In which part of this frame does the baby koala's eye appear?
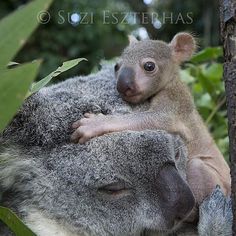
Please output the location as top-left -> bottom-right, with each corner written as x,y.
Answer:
114,63 -> 120,72
144,61 -> 155,72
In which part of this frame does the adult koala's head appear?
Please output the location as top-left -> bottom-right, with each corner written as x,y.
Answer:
0,131 -> 194,236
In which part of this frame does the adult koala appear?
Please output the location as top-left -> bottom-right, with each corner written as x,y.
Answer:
0,131 -> 194,236
0,65 -> 232,236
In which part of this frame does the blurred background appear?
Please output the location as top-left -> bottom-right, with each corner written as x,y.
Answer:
0,0 -> 219,78
0,0 -> 228,158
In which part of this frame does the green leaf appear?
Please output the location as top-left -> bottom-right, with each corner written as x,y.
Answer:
196,93 -> 213,109
0,61 -> 41,132
0,207 -> 36,236
197,70 -> 216,99
30,58 -> 87,94
180,69 -> 196,84
193,82 -> 203,94
191,47 -> 223,63
201,63 -> 223,81
0,0 -> 53,68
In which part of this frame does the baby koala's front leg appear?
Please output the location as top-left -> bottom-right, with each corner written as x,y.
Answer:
71,111 -> 177,144
71,113 -> 124,144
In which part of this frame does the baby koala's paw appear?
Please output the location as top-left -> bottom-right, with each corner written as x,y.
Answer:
71,113 -> 110,144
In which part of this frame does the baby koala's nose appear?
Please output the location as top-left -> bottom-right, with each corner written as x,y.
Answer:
117,67 -> 136,95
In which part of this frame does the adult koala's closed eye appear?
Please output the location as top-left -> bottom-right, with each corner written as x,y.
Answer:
0,131 -> 194,236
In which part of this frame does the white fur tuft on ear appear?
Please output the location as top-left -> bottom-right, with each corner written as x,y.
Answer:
169,32 -> 196,64
128,35 -> 138,45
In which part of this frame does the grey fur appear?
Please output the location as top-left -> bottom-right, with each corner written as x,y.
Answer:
2,66 -> 149,148
0,65 -> 233,235
0,131 -> 189,236
198,186 -> 233,236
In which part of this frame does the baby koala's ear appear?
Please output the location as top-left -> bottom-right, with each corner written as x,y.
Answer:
169,32 -> 196,64
128,35 -> 138,46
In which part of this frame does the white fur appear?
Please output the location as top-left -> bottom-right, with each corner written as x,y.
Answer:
25,209 -> 88,236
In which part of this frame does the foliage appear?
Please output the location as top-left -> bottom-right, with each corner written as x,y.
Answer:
30,58 -> 87,94
151,0 -> 220,46
0,0 -> 53,67
0,61 -> 41,131
0,0 -> 54,131
0,0 -> 136,79
191,47 -> 223,63
181,47 -> 228,159
0,207 -> 37,236
0,0 -> 221,79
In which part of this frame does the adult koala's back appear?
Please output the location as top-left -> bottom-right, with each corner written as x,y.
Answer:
2,65 -> 149,147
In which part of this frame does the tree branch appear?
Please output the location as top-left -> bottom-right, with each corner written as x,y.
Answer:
219,0 -> 236,234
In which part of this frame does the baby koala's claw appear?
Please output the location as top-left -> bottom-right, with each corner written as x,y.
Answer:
84,113 -> 96,118
71,113 -> 109,144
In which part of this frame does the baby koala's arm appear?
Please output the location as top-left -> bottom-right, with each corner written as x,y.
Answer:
71,111 -> 190,144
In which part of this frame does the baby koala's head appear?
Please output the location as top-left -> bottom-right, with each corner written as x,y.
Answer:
114,32 -> 196,104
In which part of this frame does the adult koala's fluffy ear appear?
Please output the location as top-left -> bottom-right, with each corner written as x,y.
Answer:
198,186 -> 233,236
0,150 -> 38,196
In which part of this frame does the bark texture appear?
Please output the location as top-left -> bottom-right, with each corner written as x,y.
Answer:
219,0 -> 236,234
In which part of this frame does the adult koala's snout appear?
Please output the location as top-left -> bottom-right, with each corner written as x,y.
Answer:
156,164 -> 195,226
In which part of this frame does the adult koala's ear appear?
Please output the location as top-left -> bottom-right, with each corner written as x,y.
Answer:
169,32 -> 197,64
0,150 -> 43,200
128,35 -> 138,45
198,186 -> 233,236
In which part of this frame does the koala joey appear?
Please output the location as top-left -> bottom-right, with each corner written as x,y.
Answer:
71,33 -> 231,211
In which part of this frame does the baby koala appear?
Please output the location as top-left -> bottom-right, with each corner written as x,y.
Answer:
71,32 -> 231,209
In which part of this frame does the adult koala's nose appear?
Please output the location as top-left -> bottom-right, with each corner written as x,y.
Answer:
157,164 -> 195,225
116,67 -> 136,96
